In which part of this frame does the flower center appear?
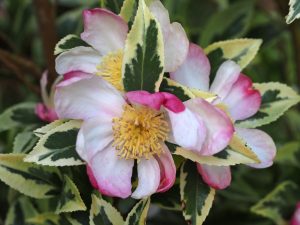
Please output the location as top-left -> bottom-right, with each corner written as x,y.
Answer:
96,50 -> 123,91
112,104 -> 169,160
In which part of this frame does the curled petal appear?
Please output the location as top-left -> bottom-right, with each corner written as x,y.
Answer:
90,145 -> 134,198
126,91 -> 185,113
170,43 -> 211,91
55,46 -> 100,75
156,144 -> 176,193
57,71 -> 93,88
223,74 -> 261,121
210,60 -> 241,100
131,158 -> 160,199
197,164 -> 231,190
35,103 -> 58,123
81,9 -> 128,55
185,98 -> 234,155
235,128 -> 276,169
55,75 -> 125,120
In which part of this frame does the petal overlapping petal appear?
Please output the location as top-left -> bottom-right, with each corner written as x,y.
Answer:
170,43 -> 211,91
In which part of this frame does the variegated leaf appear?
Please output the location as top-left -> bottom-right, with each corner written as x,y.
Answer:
204,39 -> 262,75
54,34 -> 89,55
180,161 -> 215,225
13,131 -> 39,154
152,184 -> 181,211
167,143 -> 256,166
251,181 -> 300,225
229,133 -> 260,163
120,0 -> 138,26
90,194 -> 124,225
124,198 -> 151,225
0,154 -> 62,199
34,120 -> 67,138
275,141 -> 300,168
0,102 -> 41,132
122,0 -> 164,93
286,0 -> 300,24
27,213 -> 79,225
5,197 -> 38,225
237,82 -> 300,128
25,120 -> 84,167
55,175 -> 86,214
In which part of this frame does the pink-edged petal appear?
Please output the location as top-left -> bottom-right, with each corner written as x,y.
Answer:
57,71 -> 93,88
291,203 -> 300,225
185,98 -> 234,155
87,165 -> 99,189
126,91 -> 185,113
167,108 -> 206,152
76,128 -> 87,161
223,74 -> 261,121
35,103 -> 58,123
81,9 -> 128,55
156,144 -> 176,193
235,128 -> 276,169
55,46 -> 100,75
149,0 -> 188,72
197,164 -> 231,190
210,60 -> 241,100
131,158 -> 160,199
55,75 -> 125,120
170,43 -> 211,91
90,145 -> 134,198
81,117 -> 114,162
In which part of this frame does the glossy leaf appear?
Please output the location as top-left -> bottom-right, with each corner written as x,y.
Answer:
124,198 -> 151,225
286,0 -> 300,24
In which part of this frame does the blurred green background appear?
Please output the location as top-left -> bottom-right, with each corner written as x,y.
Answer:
0,0 -> 299,224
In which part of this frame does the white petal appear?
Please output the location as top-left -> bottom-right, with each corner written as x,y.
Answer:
55,46 -> 100,75
131,158 -> 160,199
55,75 -> 125,120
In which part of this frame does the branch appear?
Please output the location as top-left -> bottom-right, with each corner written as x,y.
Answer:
33,0 -> 57,85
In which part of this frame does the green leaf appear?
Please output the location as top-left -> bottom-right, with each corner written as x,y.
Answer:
122,0 -> 164,93
204,39 -> 262,76
0,154 -> 62,199
275,142 -> 300,168
27,213 -> 77,225
90,194 -> 124,225
199,1 -> 254,47
251,181 -> 300,225
54,34 -> 89,55
237,82 -> 300,128
120,0 -> 138,25
34,120 -> 67,138
0,102 -> 40,132
55,175 -> 86,214
124,198 -> 150,225
180,161 -> 215,225
286,0 -> 300,24
167,143 -> 257,166
152,184 -> 181,211
5,197 -> 38,225
13,131 -> 39,154
25,120 -> 84,167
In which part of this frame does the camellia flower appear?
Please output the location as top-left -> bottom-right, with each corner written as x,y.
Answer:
170,43 -> 276,189
55,73 -> 221,198
291,203 -> 300,225
55,0 -> 189,91
35,72 -> 58,122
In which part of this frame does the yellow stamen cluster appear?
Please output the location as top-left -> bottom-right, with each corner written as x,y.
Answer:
112,105 -> 169,160
96,50 -> 123,91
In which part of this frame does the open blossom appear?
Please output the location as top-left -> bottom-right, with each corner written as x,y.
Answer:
170,43 -> 276,189
291,203 -> 300,225
55,0 -> 189,90
55,73 -> 219,198
35,72 -> 58,122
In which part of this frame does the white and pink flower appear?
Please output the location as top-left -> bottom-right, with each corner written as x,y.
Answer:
170,43 -> 276,189
55,1 -> 189,90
